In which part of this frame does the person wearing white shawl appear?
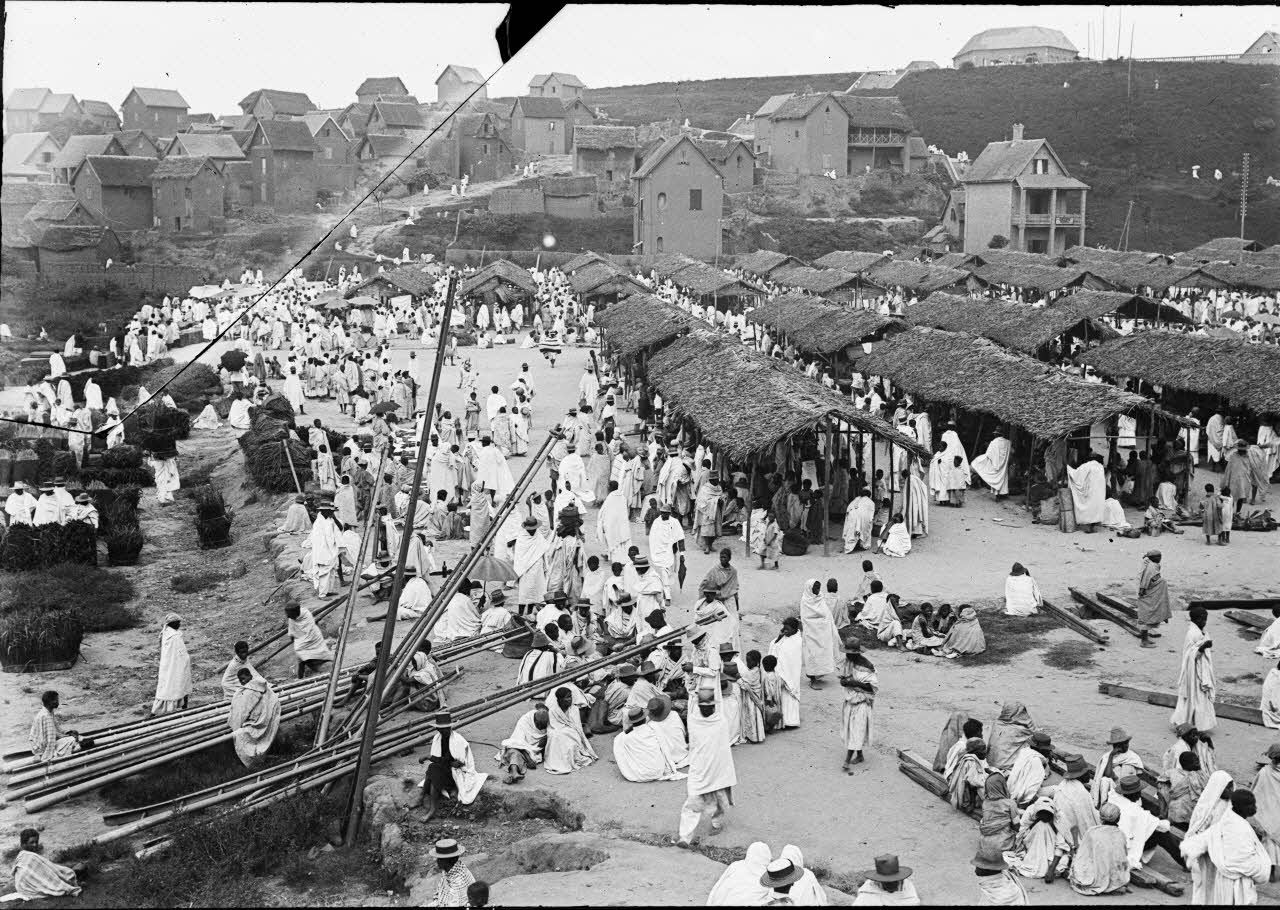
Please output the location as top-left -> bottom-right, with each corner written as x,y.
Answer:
1065,453 -> 1106,528
395,566 -> 434,619
228,672 -> 281,768
614,703 -> 686,782
150,451 -> 180,504
433,580 -> 482,642
1007,796 -> 1068,878
304,503 -> 342,595
768,617 -> 804,728
151,613 -> 192,716
475,437 -> 515,498
418,710 -> 487,818
228,395 -> 252,429
513,516 -> 551,616
48,352 -> 66,378
83,376 -> 103,411
193,403 -> 221,429
677,685 -> 737,846
971,428 -> 1011,497
596,482 -> 632,562
10,830 -> 82,900
5,482 -> 37,525
1067,804 -> 1131,896
497,706 -> 549,783
278,495 -> 312,533
1171,608 -> 1217,733
779,845 -> 828,905
541,686 -> 597,774
286,602 -> 332,678
707,841 -> 773,905
798,579 -> 840,686
971,844 -> 1028,905
1180,790 -> 1273,905
220,640 -> 264,700
558,448 -> 590,498
940,424 -> 971,486
844,489 -> 875,551
1256,608 -> 1280,661
648,505 -> 686,603
1003,563 -> 1041,616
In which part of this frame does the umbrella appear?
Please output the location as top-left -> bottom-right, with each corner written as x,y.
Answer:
468,554 -> 518,584
219,350 -> 248,371
347,295 -> 379,309
370,401 -> 399,415
678,557 -> 687,590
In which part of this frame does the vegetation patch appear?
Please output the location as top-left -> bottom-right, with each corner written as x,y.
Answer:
169,559 -> 248,594
1041,640 -> 1099,672
0,564 -> 137,633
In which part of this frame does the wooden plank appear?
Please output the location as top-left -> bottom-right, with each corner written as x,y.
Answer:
1040,598 -> 1110,645
1095,591 -> 1138,620
1225,610 -> 1270,634
1070,588 -> 1142,638
1098,681 -> 1266,728
1188,598 -> 1280,612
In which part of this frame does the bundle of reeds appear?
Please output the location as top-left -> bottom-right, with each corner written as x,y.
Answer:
0,608 -> 83,673
194,487 -> 233,549
249,394 -> 296,428
60,520 -> 98,567
128,404 -> 189,454
243,433 -> 313,493
77,466 -> 154,489
0,524 -> 41,573
101,446 -> 144,470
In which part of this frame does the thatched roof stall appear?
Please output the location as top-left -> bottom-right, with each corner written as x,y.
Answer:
666,262 -> 765,307
1062,246 -> 1176,268
970,261 -> 1114,294
562,251 -> 611,274
595,294 -> 693,358
1051,290 -> 1194,326
645,332 -> 929,462
457,259 -> 538,299
789,308 -> 904,355
745,294 -> 841,334
813,250 -> 890,274
569,260 -> 650,300
1079,261 -> 1227,293
1199,263 -> 1280,292
906,293 -> 1121,355
769,266 -> 880,299
865,259 -> 977,294
858,326 -> 1193,440
1077,332 -> 1280,416
646,253 -> 704,280
344,264 -> 437,299
735,250 -> 806,277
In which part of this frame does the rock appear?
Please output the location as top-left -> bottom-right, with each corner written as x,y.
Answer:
362,774 -> 417,840
380,822 -> 404,853
273,554 -> 298,581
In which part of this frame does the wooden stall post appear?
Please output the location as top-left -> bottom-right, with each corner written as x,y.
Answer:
822,421 -> 834,556
744,461 -> 756,558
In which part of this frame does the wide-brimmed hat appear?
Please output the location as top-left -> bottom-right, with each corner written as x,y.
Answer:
544,590 -> 567,604
864,854 -> 912,883
1106,726 -> 1131,745
616,663 -> 639,681
616,593 -> 636,609
971,845 -> 1008,871
626,705 -> 646,724
38,483 -> 54,493
74,492 -> 91,503
52,476 -> 66,485
428,838 -> 465,860
569,635 -> 588,656
632,555 -> 650,569
1265,743 -> 1280,762
531,631 -> 551,649
488,589 -> 507,606
718,642 -> 738,656
1030,731 -> 1052,749
1174,722 -> 1196,737
760,859 -> 803,889
294,494 -> 306,503
638,660 -> 659,677
689,628 -> 708,643
1117,774 -> 1143,796
1144,549 -> 1162,560
1061,753 -> 1089,779
433,710 -> 454,727
522,516 -> 540,530
11,481 -> 25,491
648,696 -> 671,722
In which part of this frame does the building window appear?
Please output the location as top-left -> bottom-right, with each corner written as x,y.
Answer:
1033,159 -> 1049,175
689,188 -> 702,211
549,121 -> 556,131
483,143 -> 490,155
639,199 -> 644,219
41,152 -> 53,164
605,169 -> 613,182
794,129 -> 800,139
822,154 -> 831,169
325,147 -> 334,160
184,187 -> 192,200
657,192 -> 667,211
656,236 -> 663,252
261,159 -> 267,174
823,108 -> 832,135
736,155 -> 742,170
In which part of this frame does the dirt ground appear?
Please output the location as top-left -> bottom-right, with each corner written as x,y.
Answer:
3,329 -> 1278,906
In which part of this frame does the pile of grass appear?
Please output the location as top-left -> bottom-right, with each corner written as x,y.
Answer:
169,559 -> 247,594
0,564 -> 136,670
967,610 -> 1057,665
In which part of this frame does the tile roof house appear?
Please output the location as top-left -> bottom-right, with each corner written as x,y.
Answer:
766,93 -> 850,176
50,134 -> 128,184
151,156 -> 226,233
527,72 -> 587,101
954,26 -> 1079,68
80,99 -> 122,131
750,93 -> 793,161
357,76 -> 410,105
367,102 -> 425,136
960,124 -> 1088,255
338,103 -> 374,139
510,96 -> 569,157
165,132 -> 246,162
6,88 -> 51,133
1238,30 -> 1280,64
300,112 -> 355,196
692,138 -> 756,193
111,130 -> 163,158
2,131 -> 63,181
836,94 -> 916,174
447,112 -> 514,183
436,65 -> 487,107
632,135 -> 724,259
31,224 -> 122,270
238,89 -> 317,119
243,119 -> 319,212
71,155 -> 158,231
726,116 -> 756,141
36,93 -> 84,128
0,183 -> 84,247
121,87 -> 190,134
573,125 -> 640,191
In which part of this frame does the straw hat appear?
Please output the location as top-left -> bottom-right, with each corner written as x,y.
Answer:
971,845 -> 1008,871
718,642 -> 738,656
569,636 -> 588,656
1106,726 -> 1131,745
760,859 -> 803,889
638,660 -> 658,677
616,663 -> 639,681
864,854 -> 912,883
626,705 -> 646,724
488,589 -> 507,606
1061,753 -> 1089,780
428,838 -> 465,860
1117,774 -> 1143,796
433,711 -> 453,727
522,516 -> 540,530
647,696 -> 671,722
632,555 -> 650,569
74,493 -> 91,504
616,593 -> 636,609
1264,743 -> 1280,762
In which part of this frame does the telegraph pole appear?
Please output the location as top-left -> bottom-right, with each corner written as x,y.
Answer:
1240,152 -> 1250,242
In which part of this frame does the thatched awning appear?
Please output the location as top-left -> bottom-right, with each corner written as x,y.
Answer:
790,309 -> 904,355
562,251 -> 611,274
745,294 -> 840,333
345,264 -> 437,298
1051,290 -> 1194,326
858,327 -> 1194,439
970,261 -> 1114,294
1077,331 -> 1280,416
571,262 -> 649,298
735,250 -> 805,276
669,262 -> 764,298
770,266 -> 873,295
596,294 -> 693,357
458,259 -> 537,298
1199,263 -> 1280,292
647,253 -> 704,280
865,259 -> 975,293
645,331 -> 929,462
1079,262 -> 1223,293
813,250 -> 890,274
906,293 -> 1120,354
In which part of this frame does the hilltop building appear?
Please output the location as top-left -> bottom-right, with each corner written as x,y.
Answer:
954,27 -> 1079,67
527,73 -> 586,101
436,65 -> 487,107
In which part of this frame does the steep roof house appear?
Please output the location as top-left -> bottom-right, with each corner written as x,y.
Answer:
448,112 -> 513,183
5,88 -> 51,133
243,118 -> 319,212
367,102 -> 425,136
300,112 -> 355,195
35,93 -> 84,128
527,73 -> 587,101
510,96 -> 569,158
954,27 -> 1079,67
357,77 -> 410,105
165,132 -> 246,163
836,94 -> 916,174
766,93 -> 849,176
632,134 -> 724,259
436,65 -> 487,107
151,156 -> 226,233
111,130 -> 162,158
2,132 -> 63,181
692,138 -> 756,193
238,89 -> 317,119
80,100 -> 122,131
573,125 -> 640,193
70,155 -> 158,231
49,134 -> 128,184
120,87 -> 190,134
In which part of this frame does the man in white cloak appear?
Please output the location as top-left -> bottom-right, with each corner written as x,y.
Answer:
970,428 -> 1011,498
1179,789 -> 1272,905
513,516 -> 551,616
475,436 -> 515,498
647,504 -> 686,604
596,481 -> 632,562
283,367 -> 306,415
228,671 -> 281,768
152,613 -> 192,716
677,687 -> 737,847
614,705 -> 687,782
304,502 -> 342,596
1066,453 -> 1107,529
1171,608 -> 1217,733
798,579 -> 840,687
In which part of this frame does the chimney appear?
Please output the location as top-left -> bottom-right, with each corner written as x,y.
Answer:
1011,122 -> 1025,141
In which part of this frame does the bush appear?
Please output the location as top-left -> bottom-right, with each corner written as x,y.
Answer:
988,234 -> 1009,249
0,608 -> 83,671
0,564 -> 137,631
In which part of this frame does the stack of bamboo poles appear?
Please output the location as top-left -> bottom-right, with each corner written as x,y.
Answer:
86,616 -> 719,848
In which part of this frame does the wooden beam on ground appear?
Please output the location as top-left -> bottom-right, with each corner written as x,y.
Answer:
1095,592 -> 1138,620
1070,588 -> 1142,638
1188,598 -> 1280,612
1040,598 -> 1110,646
1225,610 -> 1270,635
1098,681 -> 1266,728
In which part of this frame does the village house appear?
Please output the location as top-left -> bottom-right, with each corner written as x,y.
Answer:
510,96 -> 569,157
750,93 -> 793,162
960,123 -> 1088,255
337,103 -> 374,139
692,138 -> 756,193
35,93 -> 84,129
186,113 -> 218,127
562,97 -> 597,147
19,194 -> 99,248
165,132 -> 246,165
837,94 -> 916,174
356,76 -> 410,105
300,112 -> 355,196
953,26 -> 1079,67
766,93 -> 850,176
49,134 -> 128,184
846,60 -> 938,91
1238,30 -> 1280,64
447,112 -> 514,183
120,87 -> 190,135
367,101 -> 425,136
244,118 -> 319,212
71,155 -> 158,231
527,73 -> 587,101
2,131 -> 63,181
572,125 -> 640,193
5,88 -> 52,134
725,115 -> 756,144
80,100 -> 122,132
32,224 -> 122,272
353,130 -> 435,191
112,130 -> 163,158
0,184 -> 82,248
435,65 -> 487,107
542,175 -> 598,218
238,89 -> 317,120
632,134 -> 724,259
151,156 -> 226,233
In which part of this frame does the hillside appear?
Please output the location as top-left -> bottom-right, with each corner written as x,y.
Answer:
584,72 -> 859,126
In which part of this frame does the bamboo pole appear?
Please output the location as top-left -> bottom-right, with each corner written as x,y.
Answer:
282,437 -> 303,494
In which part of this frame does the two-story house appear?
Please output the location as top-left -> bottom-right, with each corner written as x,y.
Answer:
960,124 -> 1088,255
448,112 -> 513,183
243,118 -> 319,212
356,76 -> 410,105
300,112 -> 355,196
836,94 -> 915,174
120,87 -> 190,135
151,156 -> 226,233
632,134 -> 723,259
573,125 -> 640,193
527,73 -> 586,102
80,100 -> 122,132
71,155 -> 158,231
510,97 -> 569,158
5,88 -> 52,134
766,93 -> 850,176
237,89 -> 316,120
435,65 -> 487,107
337,103 -> 374,139
49,134 -> 128,184
2,132 -> 63,182
35,93 -> 84,129
111,130 -> 163,158
749,93 -> 793,163
692,138 -> 756,193
367,102 -> 425,136
562,97 -> 596,148
953,26 -> 1079,67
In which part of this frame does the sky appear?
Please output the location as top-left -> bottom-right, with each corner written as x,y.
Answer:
3,4 -> 1274,115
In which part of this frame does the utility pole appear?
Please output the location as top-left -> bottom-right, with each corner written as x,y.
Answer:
1119,200 -> 1134,252
1240,152 -> 1250,241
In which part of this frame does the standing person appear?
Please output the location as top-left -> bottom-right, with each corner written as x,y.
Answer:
675,689 -> 737,848
1066,453 -> 1106,532
841,644 -> 878,772
305,501 -> 343,596
971,428 -> 1011,500
752,508 -> 782,570
1135,550 -> 1171,648
513,516 -> 550,617
1202,482 -> 1227,545
767,617 -> 803,730
1172,607 -> 1217,734
596,480 -> 632,563
1179,790 -> 1272,905
150,448 -> 181,504
151,613 -> 192,716
647,503 -> 686,605
285,601 -> 333,679
799,579 -> 840,689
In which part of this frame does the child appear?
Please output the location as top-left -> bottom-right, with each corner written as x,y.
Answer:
1007,799 -> 1068,882
948,455 -> 967,507
1201,482 -> 1226,545
1144,496 -> 1183,537
873,469 -> 888,505
1216,487 -> 1234,545
739,650 -> 767,744
467,881 -> 489,908
760,653 -> 784,732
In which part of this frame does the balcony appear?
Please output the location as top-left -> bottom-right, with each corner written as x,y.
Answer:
1014,212 -> 1082,227
849,128 -> 906,146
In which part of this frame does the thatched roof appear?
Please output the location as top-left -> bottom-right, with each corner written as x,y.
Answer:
346,264 -> 437,297
1080,261 -> 1224,293
746,294 -> 844,333
790,309 -> 903,355
458,259 -> 537,298
668,262 -> 763,297
596,294 -> 693,357
735,250 -> 804,276
561,251 -> 611,273
865,259 -> 974,293
969,261 -> 1113,294
1051,290 -> 1193,326
858,327 -> 1193,439
1199,263 -> 1280,291
644,332 -> 928,462
814,250 -> 892,274
570,260 -> 649,297
647,253 -> 704,279
770,265 -> 868,295
1077,332 -> 1280,416
906,292 -> 1120,354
